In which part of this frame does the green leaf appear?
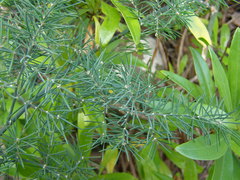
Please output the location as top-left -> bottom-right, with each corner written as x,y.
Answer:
228,28 -> 240,108
212,148 -> 233,180
93,16 -> 100,45
77,112 -> 93,157
100,146 -> 118,174
34,56 -> 50,65
178,55 -> 188,75
220,24 -> 230,52
190,48 -> 215,103
161,145 -> 202,180
231,139 -> 240,157
18,161 -> 41,178
212,15 -> 219,46
112,53 -> 147,68
89,173 -> 137,180
175,134 -> 229,160
100,2 -> 121,46
137,143 -> 172,179
183,159 -> 198,180
111,0 -> 141,45
161,70 -> 203,99
187,16 -> 212,46
233,154 -> 240,180
208,47 -> 233,112
168,62 -> 174,73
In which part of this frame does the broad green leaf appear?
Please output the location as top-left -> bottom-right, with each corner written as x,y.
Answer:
100,2 -> 121,46
187,16 -> 212,46
175,134 -> 229,160
190,48 -> 215,103
161,70 -> 203,99
228,28 -> 240,108
208,47 -> 233,112
89,173 -> 137,180
100,146 -> 118,174
183,159 -> 198,180
212,148 -> 233,180
111,0 -> 141,45
93,16 -> 100,45
220,24 -> 230,52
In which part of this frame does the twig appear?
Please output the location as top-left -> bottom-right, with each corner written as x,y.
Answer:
0,90 -> 45,136
157,38 -> 168,70
129,154 -> 138,178
177,29 -> 187,73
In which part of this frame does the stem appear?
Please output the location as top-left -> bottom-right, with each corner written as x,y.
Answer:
0,90 -> 45,136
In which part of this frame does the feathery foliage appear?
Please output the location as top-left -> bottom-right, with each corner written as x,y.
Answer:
0,0 -> 236,179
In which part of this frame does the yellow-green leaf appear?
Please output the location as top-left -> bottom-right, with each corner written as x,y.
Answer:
93,16 -> 100,45
100,146 -> 118,174
187,16 -> 212,46
111,0 -> 141,45
100,2 -> 121,46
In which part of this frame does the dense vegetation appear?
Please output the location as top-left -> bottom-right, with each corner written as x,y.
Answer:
0,0 -> 240,179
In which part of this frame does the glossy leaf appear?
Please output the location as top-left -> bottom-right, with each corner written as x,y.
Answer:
208,47 -> 233,112
161,70 -> 203,99
111,0 -> 141,45
190,48 -> 215,103
175,134 -> 229,160
228,28 -> 240,108
187,16 -> 212,46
